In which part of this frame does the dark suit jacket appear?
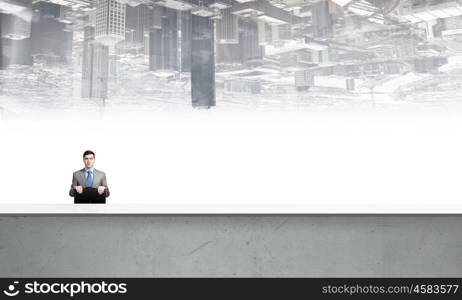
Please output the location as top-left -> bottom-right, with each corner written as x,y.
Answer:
69,168 -> 110,197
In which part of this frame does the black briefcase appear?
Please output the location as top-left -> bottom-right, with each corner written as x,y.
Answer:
74,187 -> 106,204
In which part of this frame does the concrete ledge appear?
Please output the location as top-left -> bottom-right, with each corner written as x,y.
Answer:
0,215 -> 461,277
0,204 -> 462,214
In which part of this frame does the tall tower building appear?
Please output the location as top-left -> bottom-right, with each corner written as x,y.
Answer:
180,10 -> 192,72
148,7 -> 178,71
216,19 -> 265,64
1,13 -> 31,40
0,5 -> 33,67
311,0 -> 334,38
216,8 -> 238,44
30,3 -> 73,65
125,5 -> 146,46
239,19 -> 264,62
82,26 -> 110,99
95,0 -> 126,46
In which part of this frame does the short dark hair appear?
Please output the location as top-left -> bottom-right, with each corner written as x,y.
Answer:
83,150 -> 95,158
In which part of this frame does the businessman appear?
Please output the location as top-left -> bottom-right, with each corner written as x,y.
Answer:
69,150 -> 110,198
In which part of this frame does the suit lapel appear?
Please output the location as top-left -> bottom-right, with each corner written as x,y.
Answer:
79,169 -> 87,187
93,170 -> 100,188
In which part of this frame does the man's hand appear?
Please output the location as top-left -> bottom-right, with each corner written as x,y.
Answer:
75,186 -> 83,194
97,186 -> 106,195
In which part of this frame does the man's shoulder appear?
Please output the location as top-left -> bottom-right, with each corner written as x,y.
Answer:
73,168 -> 85,175
94,169 -> 106,175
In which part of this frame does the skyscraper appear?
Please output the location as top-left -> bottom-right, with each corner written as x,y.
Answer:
216,8 -> 238,44
82,26 -> 110,99
311,0 -> 334,38
148,6 -> 178,71
95,0 -> 126,46
216,19 -> 264,64
0,5 -> 33,68
180,10 -> 191,72
1,13 -> 31,40
191,14 -> 215,108
125,4 -> 146,46
30,3 -> 73,65
239,19 -> 265,62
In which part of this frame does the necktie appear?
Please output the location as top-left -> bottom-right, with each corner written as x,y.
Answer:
86,171 -> 93,188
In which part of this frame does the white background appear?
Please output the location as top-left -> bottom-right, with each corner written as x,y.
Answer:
0,108 -> 461,212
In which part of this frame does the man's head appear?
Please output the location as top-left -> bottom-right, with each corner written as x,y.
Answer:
83,150 -> 95,169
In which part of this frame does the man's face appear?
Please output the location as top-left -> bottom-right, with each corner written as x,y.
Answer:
83,154 -> 95,169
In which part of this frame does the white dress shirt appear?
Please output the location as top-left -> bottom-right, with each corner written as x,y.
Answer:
84,167 -> 94,179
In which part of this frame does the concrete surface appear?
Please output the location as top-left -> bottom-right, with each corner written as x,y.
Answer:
0,215 -> 461,277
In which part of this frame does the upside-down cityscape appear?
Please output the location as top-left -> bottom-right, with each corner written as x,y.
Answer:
0,0 -> 461,112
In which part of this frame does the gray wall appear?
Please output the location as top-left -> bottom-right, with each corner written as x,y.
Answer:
0,215 -> 461,277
